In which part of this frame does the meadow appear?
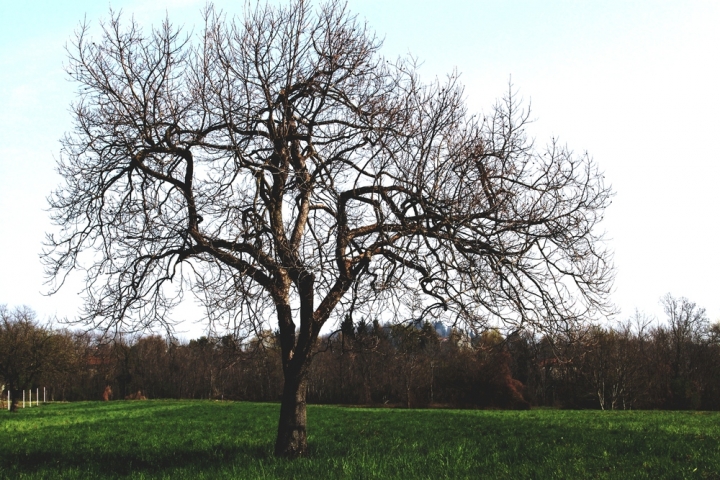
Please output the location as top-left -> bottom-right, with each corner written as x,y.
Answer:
0,401 -> 718,479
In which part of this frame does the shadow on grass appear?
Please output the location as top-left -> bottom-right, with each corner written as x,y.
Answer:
0,401 -> 277,477
1,444 -> 273,477
2,402 -> 720,478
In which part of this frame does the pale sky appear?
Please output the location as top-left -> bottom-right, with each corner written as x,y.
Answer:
1,0 -> 719,338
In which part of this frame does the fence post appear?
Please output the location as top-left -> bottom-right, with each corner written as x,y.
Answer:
7,391 -> 9,411
23,390 -> 25,408
43,387 -> 46,404
29,389 -> 32,407
36,388 -> 39,407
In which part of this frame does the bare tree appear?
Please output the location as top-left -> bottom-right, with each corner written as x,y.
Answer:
662,294 -> 708,347
0,306 -> 58,412
660,293 -> 708,407
45,0 -> 613,456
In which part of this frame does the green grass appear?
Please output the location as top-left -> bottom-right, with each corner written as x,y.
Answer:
1,401 -> 719,479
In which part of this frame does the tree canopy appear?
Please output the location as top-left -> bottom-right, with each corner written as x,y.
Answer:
45,0 -> 613,456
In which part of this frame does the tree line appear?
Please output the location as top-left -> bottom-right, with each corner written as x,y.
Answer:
2,294 -> 719,412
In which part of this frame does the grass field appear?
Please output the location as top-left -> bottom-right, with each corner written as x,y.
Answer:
1,401 -> 719,479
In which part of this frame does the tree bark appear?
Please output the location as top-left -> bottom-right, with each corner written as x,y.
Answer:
274,368 -> 309,457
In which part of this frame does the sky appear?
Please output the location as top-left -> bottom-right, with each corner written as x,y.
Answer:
1,0 -> 719,339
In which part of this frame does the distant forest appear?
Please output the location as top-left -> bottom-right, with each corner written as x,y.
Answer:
2,295 -> 719,411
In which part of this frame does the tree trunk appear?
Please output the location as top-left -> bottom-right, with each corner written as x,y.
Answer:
10,389 -> 19,413
274,369 -> 309,457
273,272 -> 320,458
